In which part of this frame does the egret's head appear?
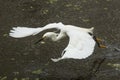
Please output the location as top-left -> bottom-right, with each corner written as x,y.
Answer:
35,32 -> 58,44
42,32 -> 58,40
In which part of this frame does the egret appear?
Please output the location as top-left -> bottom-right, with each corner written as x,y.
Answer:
9,22 -> 106,62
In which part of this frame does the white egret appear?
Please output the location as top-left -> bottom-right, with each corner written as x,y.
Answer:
9,22 -> 106,62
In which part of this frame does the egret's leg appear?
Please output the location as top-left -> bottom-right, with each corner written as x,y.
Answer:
51,58 -> 63,62
93,36 -> 106,48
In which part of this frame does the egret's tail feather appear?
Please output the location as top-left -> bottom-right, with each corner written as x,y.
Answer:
90,27 -> 94,32
9,27 -> 41,38
51,58 -> 62,62
87,27 -> 94,34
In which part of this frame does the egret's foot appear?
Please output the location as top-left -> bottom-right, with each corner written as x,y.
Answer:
96,37 -> 103,42
99,44 -> 107,48
93,36 -> 106,48
51,58 -> 62,62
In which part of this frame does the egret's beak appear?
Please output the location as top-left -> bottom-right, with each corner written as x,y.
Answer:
35,37 -> 45,44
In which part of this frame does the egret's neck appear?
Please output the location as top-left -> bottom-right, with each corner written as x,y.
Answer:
42,23 -> 64,31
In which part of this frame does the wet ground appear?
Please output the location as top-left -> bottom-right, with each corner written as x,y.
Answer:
0,0 -> 120,80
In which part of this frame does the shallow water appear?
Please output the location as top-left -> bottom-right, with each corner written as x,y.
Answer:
0,0 -> 120,80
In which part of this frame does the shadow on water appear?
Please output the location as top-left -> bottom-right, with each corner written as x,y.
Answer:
0,0 -> 120,80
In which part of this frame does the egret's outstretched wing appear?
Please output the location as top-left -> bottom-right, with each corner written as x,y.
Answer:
9,22 -> 64,38
9,27 -> 42,38
51,31 -> 96,62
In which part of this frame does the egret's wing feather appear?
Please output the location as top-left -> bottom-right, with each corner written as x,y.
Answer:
9,27 -> 42,38
61,31 -> 96,59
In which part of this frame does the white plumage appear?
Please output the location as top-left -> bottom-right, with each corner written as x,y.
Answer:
9,27 -> 41,38
9,22 -> 96,62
